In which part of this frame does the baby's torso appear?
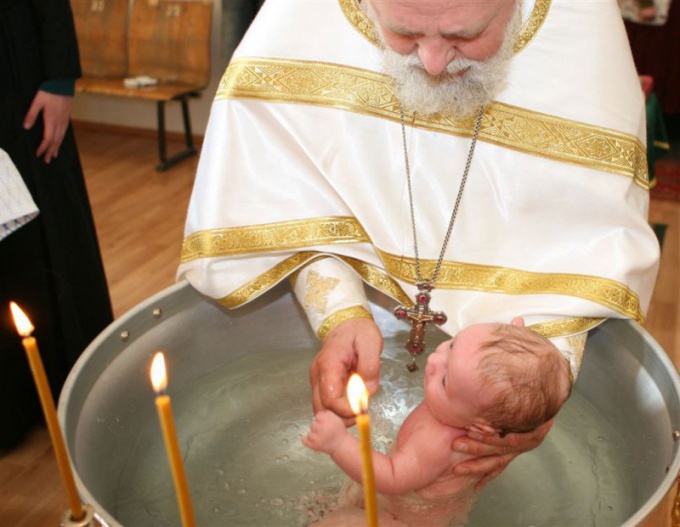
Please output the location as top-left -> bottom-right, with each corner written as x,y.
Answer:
385,403 -> 480,526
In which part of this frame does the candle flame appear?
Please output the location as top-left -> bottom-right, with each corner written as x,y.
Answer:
347,373 -> 369,415
9,302 -> 34,337
150,352 -> 168,393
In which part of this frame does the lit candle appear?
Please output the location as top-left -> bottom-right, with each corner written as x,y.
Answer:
150,352 -> 196,527
9,302 -> 85,521
347,373 -> 378,527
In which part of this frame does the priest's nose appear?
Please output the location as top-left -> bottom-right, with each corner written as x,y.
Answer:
417,39 -> 456,76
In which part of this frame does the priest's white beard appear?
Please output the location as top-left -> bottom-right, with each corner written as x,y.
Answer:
373,6 -> 521,117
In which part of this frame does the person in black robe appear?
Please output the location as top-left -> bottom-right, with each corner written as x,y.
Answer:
0,0 -> 113,450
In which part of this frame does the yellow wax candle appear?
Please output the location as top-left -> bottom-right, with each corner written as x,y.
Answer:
347,374 -> 379,527
150,352 -> 196,527
9,302 -> 85,521
356,411 -> 379,527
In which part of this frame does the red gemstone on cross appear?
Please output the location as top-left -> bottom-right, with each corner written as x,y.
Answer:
417,294 -> 428,304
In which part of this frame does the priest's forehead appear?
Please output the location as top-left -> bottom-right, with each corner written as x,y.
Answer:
366,0 -> 517,34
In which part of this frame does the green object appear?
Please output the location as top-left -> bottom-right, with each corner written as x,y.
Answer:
646,93 -> 670,181
39,78 -> 76,96
652,223 -> 667,249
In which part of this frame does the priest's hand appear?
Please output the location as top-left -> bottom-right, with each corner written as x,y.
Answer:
451,419 -> 553,490
23,90 -> 73,164
310,317 -> 383,425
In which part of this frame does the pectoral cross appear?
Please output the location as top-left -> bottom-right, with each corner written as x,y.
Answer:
393,282 -> 447,372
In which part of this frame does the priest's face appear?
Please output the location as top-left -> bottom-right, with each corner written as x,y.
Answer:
365,0 -> 520,117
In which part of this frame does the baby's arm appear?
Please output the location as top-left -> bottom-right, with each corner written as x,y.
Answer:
304,411 -> 455,495
303,410 -> 355,458
303,410 -> 368,486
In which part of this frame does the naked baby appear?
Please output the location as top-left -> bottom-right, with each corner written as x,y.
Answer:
303,317 -> 572,527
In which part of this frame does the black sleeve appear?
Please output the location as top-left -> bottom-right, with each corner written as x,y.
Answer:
30,0 -> 81,80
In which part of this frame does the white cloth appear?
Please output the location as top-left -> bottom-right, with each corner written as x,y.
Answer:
292,257 -> 373,340
178,0 -> 660,372
0,149 -> 38,241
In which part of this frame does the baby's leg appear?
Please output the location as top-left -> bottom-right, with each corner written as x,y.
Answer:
310,506 -> 408,527
337,478 -> 364,508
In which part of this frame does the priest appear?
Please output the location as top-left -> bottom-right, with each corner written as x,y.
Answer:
178,0 -> 660,485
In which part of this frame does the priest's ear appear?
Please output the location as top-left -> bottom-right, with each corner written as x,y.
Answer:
510,316 -> 525,327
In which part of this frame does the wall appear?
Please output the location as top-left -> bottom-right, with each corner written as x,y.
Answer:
71,0 -> 258,136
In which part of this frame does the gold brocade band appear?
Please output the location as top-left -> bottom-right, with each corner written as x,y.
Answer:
218,250 -> 410,310
181,217 -> 370,263
217,251 -> 322,309
511,0 -> 551,54
185,217 -> 645,323
318,305 -> 374,342
219,249 -> 607,340
566,332 -> 587,377
216,58 -> 649,189
376,249 -> 645,323
527,317 -> 604,339
339,255 -> 412,307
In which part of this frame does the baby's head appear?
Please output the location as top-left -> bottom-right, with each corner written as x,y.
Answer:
424,317 -> 571,436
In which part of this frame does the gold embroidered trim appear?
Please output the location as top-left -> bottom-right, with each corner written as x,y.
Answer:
217,250 -> 409,310
527,317 -> 603,339
216,58 -> 399,114
192,216 -> 643,320
339,255 -> 411,307
478,104 -> 649,189
338,0 -> 551,54
218,251 -> 322,309
304,270 -> 340,313
181,217 -> 370,263
215,251 -> 641,326
566,332 -> 587,374
318,305 -> 374,342
338,0 -> 377,46
216,58 -> 649,188
290,256 -> 332,289
218,247 -> 609,339
377,250 -> 645,323
513,0 -> 551,54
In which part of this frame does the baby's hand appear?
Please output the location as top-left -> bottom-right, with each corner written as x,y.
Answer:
302,410 -> 346,454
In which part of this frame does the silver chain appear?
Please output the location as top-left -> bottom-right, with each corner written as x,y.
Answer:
400,106 -> 484,286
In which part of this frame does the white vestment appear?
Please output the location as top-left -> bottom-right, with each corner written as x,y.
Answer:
0,149 -> 38,242
178,0 -> 660,376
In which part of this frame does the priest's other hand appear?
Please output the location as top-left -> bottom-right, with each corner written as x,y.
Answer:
310,317 -> 383,425
23,90 -> 73,164
451,419 -> 554,490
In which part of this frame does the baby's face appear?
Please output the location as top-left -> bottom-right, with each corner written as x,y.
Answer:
424,323 -> 500,428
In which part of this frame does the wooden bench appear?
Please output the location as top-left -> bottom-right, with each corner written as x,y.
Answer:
71,0 -> 213,171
